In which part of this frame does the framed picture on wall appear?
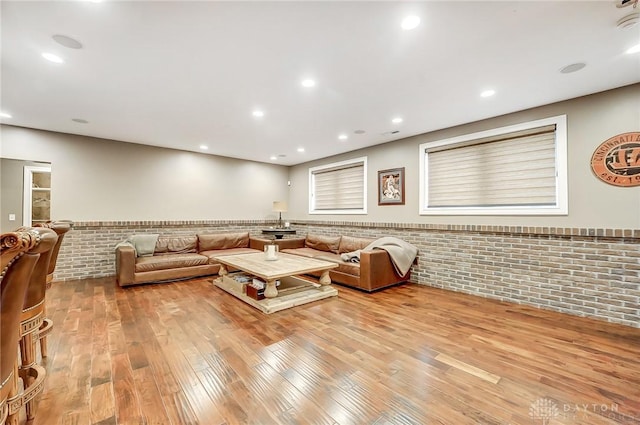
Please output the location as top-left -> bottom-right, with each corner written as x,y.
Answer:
378,167 -> 405,205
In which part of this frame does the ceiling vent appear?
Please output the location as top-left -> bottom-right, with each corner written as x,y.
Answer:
617,12 -> 640,28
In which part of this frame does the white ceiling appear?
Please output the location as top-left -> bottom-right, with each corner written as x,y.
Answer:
2,1 -> 639,166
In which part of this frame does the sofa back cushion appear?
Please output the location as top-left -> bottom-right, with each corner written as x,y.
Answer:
198,232 -> 250,251
155,236 -> 197,255
305,234 -> 341,253
129,234 -> 159,257
339,236 -> 375,254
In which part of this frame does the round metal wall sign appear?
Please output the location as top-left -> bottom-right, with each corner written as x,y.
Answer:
591,132 -> 640,187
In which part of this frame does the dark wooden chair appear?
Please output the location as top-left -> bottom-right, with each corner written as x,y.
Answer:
34,220 -> 73,357
0,229 -> 43,425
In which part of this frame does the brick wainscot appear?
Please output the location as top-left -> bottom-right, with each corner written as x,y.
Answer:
54,220 -> 639,328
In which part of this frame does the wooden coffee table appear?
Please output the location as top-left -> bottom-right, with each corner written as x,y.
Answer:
212,252 -> 338,314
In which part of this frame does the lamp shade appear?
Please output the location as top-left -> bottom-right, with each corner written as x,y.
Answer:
273,201 -> 288,212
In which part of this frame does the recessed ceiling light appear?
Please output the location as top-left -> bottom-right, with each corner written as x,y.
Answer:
42,52 -> 64,63
0,112 -> 12,119
401,15 -> 421,30
270,155 -> 277,161
560,63 -> 586,74
392,117 -> 403,124
72,118 -> 88,124
297,147 -> 305,153
301,79 -> 316,88
52,34 -> 83,49
199,145 -> 208,150
252,110 -> 264,117
338,134 -> 348,140
480,89 -> 496,98
626,43 -> 640,54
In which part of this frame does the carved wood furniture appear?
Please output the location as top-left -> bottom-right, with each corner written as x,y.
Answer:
35,221 -> 72,287
34,220 -> 73,357
213,252 -> 338,313
0,229 -> 44,425
7,227 -> 57,424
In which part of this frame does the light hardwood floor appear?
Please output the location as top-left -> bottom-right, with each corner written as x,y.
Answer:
28,277 -> 640,425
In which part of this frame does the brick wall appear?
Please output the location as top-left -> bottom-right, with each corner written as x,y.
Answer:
54,220 -> 640,328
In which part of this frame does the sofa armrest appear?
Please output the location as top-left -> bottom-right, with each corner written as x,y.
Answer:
359,249 -> 410,291
115,242 -> 136,286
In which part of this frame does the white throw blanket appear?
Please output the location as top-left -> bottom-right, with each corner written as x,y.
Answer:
116,234 -> 159,257
340,236 -> 418,276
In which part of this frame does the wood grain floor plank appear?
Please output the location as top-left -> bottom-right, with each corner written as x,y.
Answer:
60,410 -> 93,425
197,367 -> 251,425
161,391 -> 200,425
155,332 -> 227,424
29,276 -> 640,425
90,382 -> 115,424
434,353 -> 502,384
131,366 -> 172,425
111,352 -> 144,424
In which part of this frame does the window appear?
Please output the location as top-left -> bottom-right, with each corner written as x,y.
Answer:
309,157 -> 367,214
419,115 -> 567,215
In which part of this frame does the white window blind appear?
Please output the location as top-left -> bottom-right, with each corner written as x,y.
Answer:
419,115 -> 567,215
309,157 -> 367,214
428,125 -> 557,207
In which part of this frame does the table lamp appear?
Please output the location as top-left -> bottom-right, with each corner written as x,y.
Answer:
273,201 -> 287,228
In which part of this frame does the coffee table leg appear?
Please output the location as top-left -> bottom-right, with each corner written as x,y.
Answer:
264,279 -> 278,298
218,264 -> 228,277
319,270 -> 331,286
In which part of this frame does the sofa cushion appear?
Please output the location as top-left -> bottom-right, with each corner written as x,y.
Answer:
129,234 -> 159,257
305,234 -> 341,253
201,247 -> 259,263
334,261 -> 361,277
135,253 -> 209,273
198,232 -> 249,251
313,252 -> 342,263
155,236 -> 197,255
338,236 -> 375,254
281,247 -> 322,258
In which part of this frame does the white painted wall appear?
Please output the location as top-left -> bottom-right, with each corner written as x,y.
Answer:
2,84 -> 638,227
288,84 -> 640,228
0,126 -> 290,221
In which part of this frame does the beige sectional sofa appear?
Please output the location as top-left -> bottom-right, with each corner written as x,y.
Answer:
115,232 -> 259,286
